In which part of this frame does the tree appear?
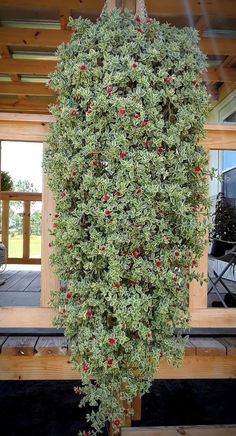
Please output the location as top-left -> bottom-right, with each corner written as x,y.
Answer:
0,171 -> 13,191
14,179 -> 38,192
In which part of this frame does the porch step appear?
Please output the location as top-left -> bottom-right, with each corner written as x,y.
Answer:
121,425 -> 236,436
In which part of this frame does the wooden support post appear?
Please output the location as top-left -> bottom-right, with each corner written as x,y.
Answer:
132,396 -> 141,421
2,200 -> 9,250
106,0 -> 136,13
40,143 -> 59,307
23,200 -> 30,259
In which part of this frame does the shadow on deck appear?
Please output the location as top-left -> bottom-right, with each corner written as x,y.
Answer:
0,268 -> 41,307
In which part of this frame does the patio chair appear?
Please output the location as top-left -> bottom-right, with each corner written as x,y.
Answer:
208,241 -> 236,307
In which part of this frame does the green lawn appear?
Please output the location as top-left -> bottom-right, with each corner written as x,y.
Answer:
8,235 -> 41,258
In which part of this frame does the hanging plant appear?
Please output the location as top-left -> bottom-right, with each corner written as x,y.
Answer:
44,8 -> 211,435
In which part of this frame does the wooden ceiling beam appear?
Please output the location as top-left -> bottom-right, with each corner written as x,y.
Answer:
0,98 -> 54,114
0,28 -> 71,49
0,82 -> 55,96
203,67 -> 236,83
200,38 -> 236,56
0,58 -> 56,75
1,0 -> 236,18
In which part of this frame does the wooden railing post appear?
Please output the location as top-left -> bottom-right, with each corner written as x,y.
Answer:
23,200 -> 30,260
2,199 -> 9,249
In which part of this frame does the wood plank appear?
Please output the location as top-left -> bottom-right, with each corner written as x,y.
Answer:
0,307 -> 236,328
0,291 -> 40,307
185,340 -> 196,356
189,237 -> 208,309
0,192 -> 41,201
0,82 -> 55,96
190,338 -> 226,356
35,336 -> 68,355
203,68 -> 236,83
0,270 -> 31,291
0,28 -> 71,49
0,354 -> 236,380
1,336 -> 38,356
201,126 -> 236,150
0,336 -> 7,352
7,258 -> 41,264
132,396 -> 142,421
25,272 -> 40,292
0,58 -> 56,75
0,98 -> 54,114
2,200 -> 9,249
23,201 -> 30,259
0,113 -> 52,123
121,425 -> 236,436
219,337 -> 236,356
200,39 -> 236,56
0,120 -> 49,140
7,271 -> 38,292
40,142 -> 60,307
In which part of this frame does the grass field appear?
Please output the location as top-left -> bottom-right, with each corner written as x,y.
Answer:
8,235 -> 41,258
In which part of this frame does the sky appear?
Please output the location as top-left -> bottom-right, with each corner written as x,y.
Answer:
1,141 -> 43,192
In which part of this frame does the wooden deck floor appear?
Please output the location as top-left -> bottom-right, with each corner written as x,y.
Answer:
0,270 -> 40,307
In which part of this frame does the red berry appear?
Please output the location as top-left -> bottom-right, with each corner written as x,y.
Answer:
122,250 -> 128,256
108,338 -> 117,345
146,17 -> 153,23
48,79 -> 52,85
115,191 -> 121,197
172,277 -> 178,283
86,310 -> 93,318
137,28 -> 143,33
82,364 -> 89,372
80,64 -> 87,71
100,246 -> 106,252
66,292 -> 72,299
71,110 -> 78,117
119,108 -> 126,115
105,209 -> 111,216
135,223 -> 141,229
107,358 -> 113,366
176,287 -> 181,292
134,333 -> 140,340
123,409 -> 129,416
192,207 -> 197,212
114,282 -> 121,289
158,147 -> 165,154
48,242 -> 52,248
156,260 -> 162,267
192,259 -> 197,266
141,120 -> 148,127
175,251 -> 180,257
132,250 -> 139,258
106,86 -> 113,94
71,170 -> 77,177
60,191 -> 65,198
160,351 -> 163,357
52,222 -> 57,228
136,16 -> 141,24
114,419 -> 120,427
120,152 -> 127,159
91,161 -> 97,167
103,194 -> 110,201
130,280 -> 137,287
194,166 -> 201,173
136,187 -> 143,193
54,213 -> 60,218
67,244 -> 73,250
164,76 -> 173,84
84,432 -> 90,436
132,63 -> 138,68
163,234 -> 169,241
74,386 -> 81,395
135,113 -> 141,119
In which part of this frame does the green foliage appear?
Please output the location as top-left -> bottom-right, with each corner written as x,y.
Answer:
14,179 -> 37,192
1,171 -> 13,191
44,9 -> 210,435
211,192 -> 236,241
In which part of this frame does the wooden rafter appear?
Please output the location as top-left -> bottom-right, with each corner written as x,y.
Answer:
0,82 -> 55,96
0,58 -> 56,75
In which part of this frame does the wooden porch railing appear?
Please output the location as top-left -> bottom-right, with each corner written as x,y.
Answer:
0,191 -> 42,265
